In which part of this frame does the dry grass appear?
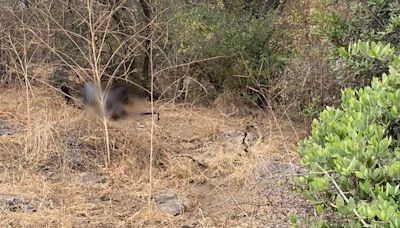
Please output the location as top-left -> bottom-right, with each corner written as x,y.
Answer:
0,83 -> 314,227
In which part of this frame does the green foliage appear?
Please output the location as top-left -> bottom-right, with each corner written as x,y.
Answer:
169,1 -> 288,98
298,42 -> 400,226
288,211 -> 329,228
312,0 -> 400,88
289,213 -> 297,227
335,40 -> 395,88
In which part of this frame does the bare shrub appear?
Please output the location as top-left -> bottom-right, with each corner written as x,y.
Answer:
272,0 -> 340,124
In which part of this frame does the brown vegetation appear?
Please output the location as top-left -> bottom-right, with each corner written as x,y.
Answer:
0,76 -> 318,226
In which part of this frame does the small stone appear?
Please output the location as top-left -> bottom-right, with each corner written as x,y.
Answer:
154,191 -> 177,204
154,190 -> 189,216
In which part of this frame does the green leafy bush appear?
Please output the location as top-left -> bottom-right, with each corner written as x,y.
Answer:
335,40 -> 395,88
298,41 -> 400,227
313,0 -> 400,88
169,1 -> 288,102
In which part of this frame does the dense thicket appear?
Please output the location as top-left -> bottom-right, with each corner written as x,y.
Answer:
167,0 -> 288,104
0,0 -> 287,105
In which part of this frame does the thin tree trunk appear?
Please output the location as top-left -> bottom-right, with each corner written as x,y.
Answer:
139,0 -> 151,85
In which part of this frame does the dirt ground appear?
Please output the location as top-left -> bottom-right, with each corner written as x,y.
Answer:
0,86 -> 315,227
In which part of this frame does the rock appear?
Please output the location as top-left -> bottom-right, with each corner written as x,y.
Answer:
0,118 -> 17,136
217,125 -> 263,152
154,190 -> 189,216
218,130 -> 245,145
0,128 -> 16,136
255,160 -> 302,179
0,195 -> 37,213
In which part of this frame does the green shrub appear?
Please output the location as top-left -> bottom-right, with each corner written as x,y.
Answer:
298,41 -> 400,227
169,1 -> 288,101
313,0 -> 400,88
335,40 -> 395,88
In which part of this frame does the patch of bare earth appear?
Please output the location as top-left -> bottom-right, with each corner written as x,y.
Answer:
0,86 -> 314,227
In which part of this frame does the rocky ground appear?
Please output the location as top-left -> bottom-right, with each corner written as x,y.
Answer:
0,86 -> 314,227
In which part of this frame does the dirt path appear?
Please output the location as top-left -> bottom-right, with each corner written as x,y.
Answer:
0,87 -> 314,227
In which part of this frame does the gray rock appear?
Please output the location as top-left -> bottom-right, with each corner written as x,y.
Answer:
0,118 -> 17,136
255,160 -> 302,179
1,195 -> 37,213
218,130 -> 245,145
154,190 -> 189,216
0,128 -> 16,136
